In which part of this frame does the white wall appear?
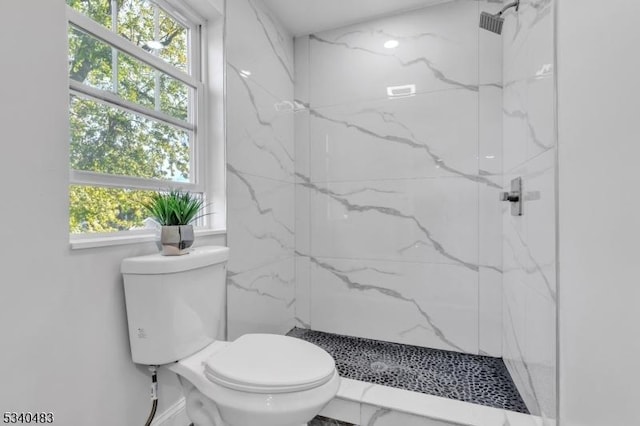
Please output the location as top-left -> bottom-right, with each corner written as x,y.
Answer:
557,1 -> 640,425
0,1 -> 225,425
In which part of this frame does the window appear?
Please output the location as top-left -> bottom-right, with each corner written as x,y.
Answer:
67,0 -> 205,235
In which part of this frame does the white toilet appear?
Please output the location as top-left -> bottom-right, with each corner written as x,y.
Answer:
121,246 -> 340,426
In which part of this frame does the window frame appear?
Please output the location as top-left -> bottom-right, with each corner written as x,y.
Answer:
67,1 -> 209,241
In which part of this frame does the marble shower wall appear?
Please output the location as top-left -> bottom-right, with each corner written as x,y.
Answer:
225,0 -> 296,339
295,0 -> 504,356
501,0 -> 557,421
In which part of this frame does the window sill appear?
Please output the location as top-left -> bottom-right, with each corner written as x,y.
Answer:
69,228 -> 226,250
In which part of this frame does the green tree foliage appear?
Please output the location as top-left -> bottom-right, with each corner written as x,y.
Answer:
67,0 -> 192,233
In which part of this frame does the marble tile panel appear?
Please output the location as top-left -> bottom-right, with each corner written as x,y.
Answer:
294,255 -> 311,328
226,0 -> 294,100
361,406 -> 458,426
479,267 -> 502,357
479,85 -> 503,179
294,35 -> 310,104
503,75 -> 555,174
308,89 -> 480,183
523,283 -> 556,420
294,108 -> 310,181
308,0 -> 479,107
320,377 -> 545,426
295,181 -> 311,254
226,169 -> 294,273
361,384 -> 446,419
317,398 -> 360,426
227,257 -> 295,340
503,80 -> 529,173
358,373 -> 535,425
307,178 -> 479,268
502,0 -> 556,419
522,149 -> 556,300
361,391 -> 545,426
503,279 -> 536,414
307,257 -> 478,353
502,151 -> 555,298
226,65 -> 295,182
503,0 -> 554,84
501,157 -> 556,415
479,184 -> 504,269
521,150 -> 556,420
525,75 -> 555,164
479,0 -> 504,88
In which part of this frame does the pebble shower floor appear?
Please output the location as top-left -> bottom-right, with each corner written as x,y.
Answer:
288,328 -> 529,416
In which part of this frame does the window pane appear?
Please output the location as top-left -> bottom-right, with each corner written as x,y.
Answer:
70,95 -> 191,182
69,25 -> 190,121
68,25 -> 113,91
67,0 -> 189,72
67,0 -> 113,29
118,1 -> 189,72
69,186 -> 156,233
70,186 -> 206,233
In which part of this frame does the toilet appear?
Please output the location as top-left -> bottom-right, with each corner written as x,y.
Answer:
121,246 -> 340,426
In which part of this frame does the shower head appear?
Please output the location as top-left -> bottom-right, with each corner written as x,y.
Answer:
480,11 -> 505,34
479,0 -> 520,35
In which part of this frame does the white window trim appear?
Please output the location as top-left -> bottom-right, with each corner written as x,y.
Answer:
70,228 -> 225,250
67,1 -> 214,246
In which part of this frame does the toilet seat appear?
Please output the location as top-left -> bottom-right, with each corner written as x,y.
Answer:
203,334 -> 336,394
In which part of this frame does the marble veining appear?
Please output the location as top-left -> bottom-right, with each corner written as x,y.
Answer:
502,107 -> 552,152
246,0 -> 294,83
226,64 -> 295,182
297,173 -> 480,272
227,257 -> 296,338
293,0 -> 504,356
333,29 -> 443,44
309,34 -> 478,93
228,63 -> 284,130
227,271 -> 294,306
503,302 -> 542,415
501,0 -> 557,419
505,223 -> 556,302
301,253 -> 465,352
288,328 -> 529,414
226,0 -> 296,339
228,164 -> 294,237
304,104 -> 499,189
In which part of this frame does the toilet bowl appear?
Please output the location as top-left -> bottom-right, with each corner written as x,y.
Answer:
168,334 -> 340,426
121,246 -> 340,426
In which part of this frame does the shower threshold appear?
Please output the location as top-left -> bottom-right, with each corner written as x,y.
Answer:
287,328 -> 545,426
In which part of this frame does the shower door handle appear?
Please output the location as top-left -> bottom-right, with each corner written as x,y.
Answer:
500,177 -> 523,216
500,192 -> 520,202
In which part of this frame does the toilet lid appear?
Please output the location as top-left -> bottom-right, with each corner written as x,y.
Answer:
203,334 -> 336,393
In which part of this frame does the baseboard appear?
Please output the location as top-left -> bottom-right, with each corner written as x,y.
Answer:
151,397 -> 189,426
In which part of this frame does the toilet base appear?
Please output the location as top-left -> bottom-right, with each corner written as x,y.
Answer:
167,341 -> 340,426
179,375 -> 314,426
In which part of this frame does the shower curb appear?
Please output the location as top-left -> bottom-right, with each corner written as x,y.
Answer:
320,378 -> 549,426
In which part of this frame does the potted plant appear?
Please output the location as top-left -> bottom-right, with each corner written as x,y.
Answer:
143,189 -> 204,256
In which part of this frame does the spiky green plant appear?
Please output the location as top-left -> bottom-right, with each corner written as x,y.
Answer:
143,190 -> 204,226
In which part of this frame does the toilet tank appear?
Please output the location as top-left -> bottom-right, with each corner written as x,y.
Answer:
121,246 -> 230,365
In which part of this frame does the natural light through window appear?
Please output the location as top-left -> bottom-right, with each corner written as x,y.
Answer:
66,0 -> 204,235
